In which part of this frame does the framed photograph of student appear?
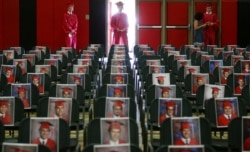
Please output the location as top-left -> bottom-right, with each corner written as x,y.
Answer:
81,53 -> 94,60
3,50 -> 14,61
191,73 -> 209,95
168,50 -> 180,57
107,84 -> 127,98
77,59 -> 92,66
226,44 -> 237,51
183,45 -> 194,54
1,65 -> 16,84
48,97 -> 72,124
152,73 -> 170,86
30,117 -> 59,152
155,85 -> 176,99
174,55 -> 187,61
56,84 -> 77,99
213,47 -> 224,58
113,54 -> 126,59
203,84 -> 225,108
177,60 -> 191,71
35,65 -> 51,77
231,55 -> 244,66
215,97 -> 239,128
10,46 -> 22,55
100,117 -> 130,145
23,54 -> 36,66
13,59 -> 27,75
235,48 -> 246,55
2,143 -> 38,152
146,59 -> 161,66
233,73 -> 250,95
105,97 -> 129,118
201,55 -> 214,66
149,65 -> 165,74
241,60 -> 250,73
29,50 -> 42,61
209,60 -> 223,75
218,66 -> 234,85
110,73 -> 128,84
50,54 -> 63,62
168,145 -> 204,152
27,73 -> 45,95
44,59 -> 59,73
158,98 -> 182,126
111,65 -> 127,74
222,51 -> 233,62
184,66 -> 200,78
34,46 -> 47,54
189,47 -> 201,57
242,116 -> 250,151
0,97 -> 15,126
94,144 -> 130,152
73,65 -> 89,74
196,50 -> 208,59
56,50 -> 68,58
67,73 -> 85,88
171,117 -> 201,145
11,83 -> 31,109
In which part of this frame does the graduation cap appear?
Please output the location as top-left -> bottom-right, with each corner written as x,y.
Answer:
206,2 -> 212,7
113,87 -> 123,95
180,122 -> 191,130
222,68 -> 230,73
113,100 -> 124,108
0,100 -> 8,106
47,61 -> 55,66
180,61 -> 188,66
32,75 -> 39,80
82,61 -> 89,65
213,61 -> 219,66
165,101 -> 175,108
16,61 -> 23,65
161,87 -> 171,93
188,68 -> 196,73
39,121 -> 53,130
67,2 -> 74,7
55,100 -> 65,107
156,76 -> 164,81
17,87 -> 26,93
73,76 -> 81,81
114,75 -> 123,81
244,61 -> 250,65
196,76 -> 203,81
78,67 -> 86,71
5,67 -> 13,72
211,87 -> 220,93
223,100 -> 232,107
107,121 -> 123,130
116,1 -> 124,6
237,75 -> 244,81
62,87 -> 72,93
40,67 -> 48,72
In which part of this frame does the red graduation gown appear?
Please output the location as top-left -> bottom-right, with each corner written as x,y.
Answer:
63,12 -> 78,49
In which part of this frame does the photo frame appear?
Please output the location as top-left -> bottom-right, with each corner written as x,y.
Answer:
44,59 -> 59,75
2,143 -> 38,152
94,144 -> 130,152
206,45 -> 217,52
168,145 -> 204,152
13,59 -> 27,75
158,98 -> 182,126
0,97 -> 15,126
231,55 -> 244,66
222,51 -> 233,62
155,85 -> 176,98
171,117 -> 201,145
100,117 -> 130,145
105,97 -> 129,118
241,60 -> 250,73
27,73 -> 45,95
110,73 -> 128,84
146,59 -> 161,66
35,65 -> 51,77
11,83 -> 31,109
215,97 -> 239,128
174,55 -> 187,61
191,73 -> 209,95
184,66 -> 200,77
209,60 -> 223,74
48,97 -> 72,125
56,84 -> 77,99
203,84 -> 225,108
73,65 -> 89,74
10,47 -> 22,55
213,47 -> 224,58
23,54 -> 36,66
226,44 -> 237,51
233,73 -> 250,95
30,117 -> 59,152
112,54 -> 126,59
149,65 -> 165,74
81,53 -> 94,60
67,73 -> 85,88
152,73 -> 170,86
106,84 -> 127,97
111,59 -> 126,66
235,48 -> 246,55
168,50 -> 180,57
218,66 -> 234,85
1,65 -> 16,84
242,116 -> 250,151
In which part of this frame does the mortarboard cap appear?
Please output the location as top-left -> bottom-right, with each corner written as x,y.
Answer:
156,76 -> 164,81
108,121 -> 122,130
39,121 -> 52,130
161,87 -> 171,93
165,101 -> 175,108
237,75 -> 244,81
67,2 -> 74,8
116,1 -> 124,6
223,68 -> 230,73
211,87 -> 220,93
197,76 -> 203,81
114,75 -> 123,81
113,88 -> 123,95
55,101 -> 65,107
0,100 -> 8,106
32,75 -> 39,80
188,68 -> 196,73
113,100 -> 123,107
180,122 -> 190,130
17,87 -> 26,93
223,101 -> 232,107
73,76 -> 81,81
63,87 -> 72,93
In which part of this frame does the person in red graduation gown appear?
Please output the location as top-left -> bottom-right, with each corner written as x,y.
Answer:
104,121 -> 126,145
217,101 -> 238,127
63,2 -> 78,49
111,1 -> 129,46
174,122 -> 199,145
0,100 -> 11,124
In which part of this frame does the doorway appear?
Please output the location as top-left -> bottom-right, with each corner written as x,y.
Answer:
106,0 -> 136,54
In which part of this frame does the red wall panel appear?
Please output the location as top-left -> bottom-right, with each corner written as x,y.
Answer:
0,0 -> 3,49
37,0 -> 89,52
139,29 -> 161,51
166,29 -> 188,49
167,2 -> 188,25
2,0 -> 19,49
139,2 -> 161,25
221,0 -> 237,46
